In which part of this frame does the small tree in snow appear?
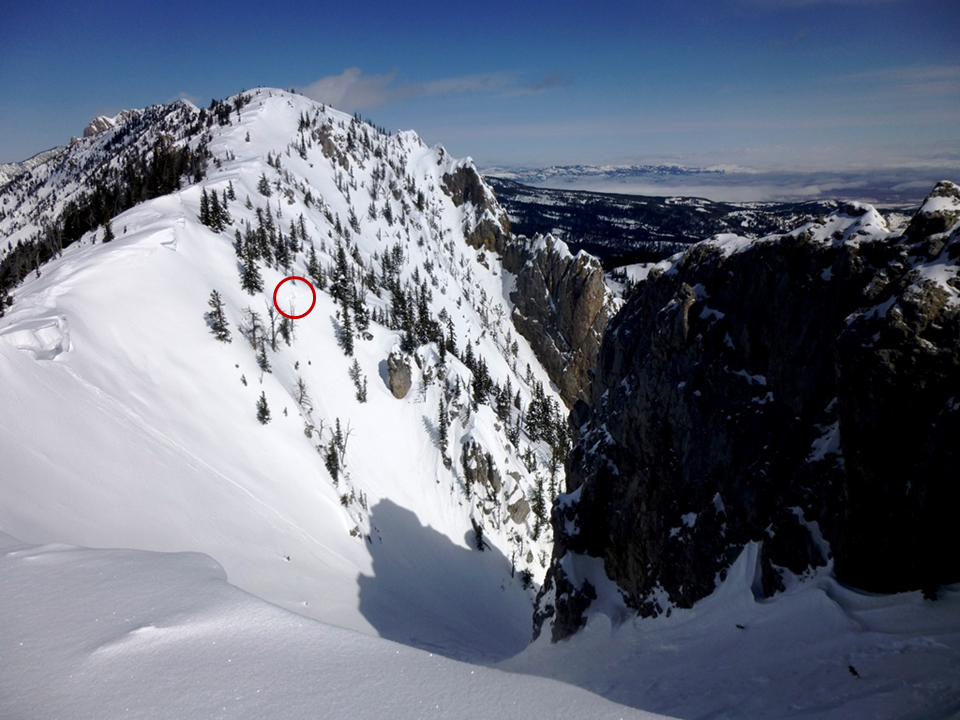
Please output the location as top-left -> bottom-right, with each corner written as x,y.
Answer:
256,338 -> 271,374
348,359 -> 367,403
256,392 -> 271,424
257,172 -> 272,197
295,376 -> 311,411
474,523 -> 485,552
438,402 -> 449,456
205,289 -> 231,342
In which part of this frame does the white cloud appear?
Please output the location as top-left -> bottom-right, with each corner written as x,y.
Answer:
300,68 -> 397,110
299,68 -> 561,111
822,64 -> 960,104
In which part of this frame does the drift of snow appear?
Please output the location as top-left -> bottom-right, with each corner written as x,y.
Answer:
0,536 -> 665,720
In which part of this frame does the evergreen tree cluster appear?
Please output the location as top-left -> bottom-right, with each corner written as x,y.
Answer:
1,133 -> 209,315
234,202 -> 311,295
199,186 -> 233,232
202,93 -> 250,127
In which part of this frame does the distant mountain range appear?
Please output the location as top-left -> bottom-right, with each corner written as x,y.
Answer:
484,164 -> 727,185
485,163 -> 959,204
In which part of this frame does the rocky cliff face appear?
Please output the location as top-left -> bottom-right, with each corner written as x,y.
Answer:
441,163 -> 613,407
442,161 -> 512,254
536,181 -> 960,641
505,235 -> 614,407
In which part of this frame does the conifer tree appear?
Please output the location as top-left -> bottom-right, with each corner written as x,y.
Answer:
352,288 -> 370,337
209,191 -> 224,232
438,403 -> 449,456
295,376 -> 311,411
348,358 -> 367,402
240,243 -> 263,295
531,478 -> 547,541
205,289 -> 231,342
279,316 -> 292,346
257,172 -> 272,197
241,307 -> 263,349
339,297 -> 354,356
324,441 -> 340,483
330,242 -> 351,304
266,305 -> 279,352
307,245 -> 325,290
256,392 -> 271,424
274,231 -> 291,273
256,338 -> 271,373
199,188 -> 210,225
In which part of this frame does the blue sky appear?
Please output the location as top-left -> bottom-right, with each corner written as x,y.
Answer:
1,0 -> 958,171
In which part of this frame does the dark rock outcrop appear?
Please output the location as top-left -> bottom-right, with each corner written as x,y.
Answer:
505,235 -> 615,407
461,438 -> 502,496
442,162 -> 511,254
386,351 -> 412,399
507,497 -> 531,524
536,182 -> 960,641
441,160 -> 612,407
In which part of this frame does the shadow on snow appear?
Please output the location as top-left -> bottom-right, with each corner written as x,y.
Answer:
358,499 -> 535,664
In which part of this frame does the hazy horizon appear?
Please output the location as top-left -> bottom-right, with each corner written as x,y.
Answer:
2,0 -> 958,172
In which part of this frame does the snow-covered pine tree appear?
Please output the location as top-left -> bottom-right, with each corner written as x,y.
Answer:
348,358 -> 366,402
438,402 -> 449,456
338,296 -> 354,356
257,172 -> 272,197
240,243 -> 264,295
256,392 -> 271,424
205,289 -> 231,342
199,188 -> 210,226
256,338 -> 271,374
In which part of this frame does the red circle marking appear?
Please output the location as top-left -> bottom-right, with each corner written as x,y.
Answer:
273,276 -> 316,319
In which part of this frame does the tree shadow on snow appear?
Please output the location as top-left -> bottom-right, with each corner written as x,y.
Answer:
358,499 -> 535,664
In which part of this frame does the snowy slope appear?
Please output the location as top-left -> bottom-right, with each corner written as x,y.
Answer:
504,545 -> 960,720
0,533 -> 667,720
0,89 -> 563,661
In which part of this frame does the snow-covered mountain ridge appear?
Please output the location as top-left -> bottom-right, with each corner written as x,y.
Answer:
0,89 -> 591,660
